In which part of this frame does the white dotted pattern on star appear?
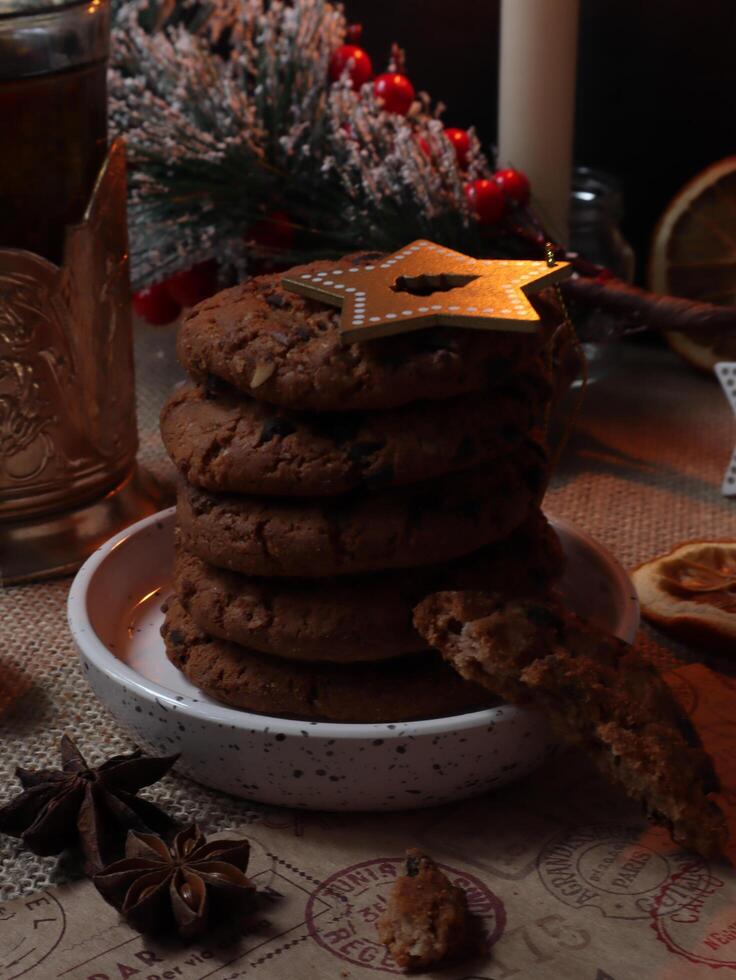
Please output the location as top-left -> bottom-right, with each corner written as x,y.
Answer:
285,239 -> 572,342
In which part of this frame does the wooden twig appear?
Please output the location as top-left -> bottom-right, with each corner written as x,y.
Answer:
503,215 -> 736,337
563,275 -> 736,335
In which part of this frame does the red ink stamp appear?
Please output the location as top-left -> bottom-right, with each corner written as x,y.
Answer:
650,862 -> 731,969
0,891 -> 66,979
537,824 -> 712,920
305,857 -> 505,974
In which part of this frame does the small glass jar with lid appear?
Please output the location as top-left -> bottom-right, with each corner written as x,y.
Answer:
568,167 -> 636,383
570,167 -> 635,284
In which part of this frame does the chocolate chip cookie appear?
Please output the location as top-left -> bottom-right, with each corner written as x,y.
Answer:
176,440 -> 548,578
161,368 -> 550,496
162,597 -> 492,722
414,590 -> 728,861
173,510 -> 563,662
177,255 -> 554,412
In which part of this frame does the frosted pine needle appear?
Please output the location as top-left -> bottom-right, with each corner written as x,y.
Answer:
109,0 -> 490,286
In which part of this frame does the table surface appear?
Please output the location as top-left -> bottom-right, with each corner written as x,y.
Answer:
1,329 -> 734,901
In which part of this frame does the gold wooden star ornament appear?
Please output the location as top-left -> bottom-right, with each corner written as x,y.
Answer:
281,239 -> 572,342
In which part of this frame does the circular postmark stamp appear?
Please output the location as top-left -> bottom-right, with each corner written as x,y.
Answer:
537,824 -> 712,920
305,857 -> 505,974
650,862 -> 731,969
0,891 -> 66,980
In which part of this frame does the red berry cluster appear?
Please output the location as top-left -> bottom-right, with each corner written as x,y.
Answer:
245,210 -> 296,252
133,211 -> 300,324
464,168 -> 531,226
327,32 -> 531,229
329,31 -> 416,116
329,44 -> 374,90
132,259 -> 218,326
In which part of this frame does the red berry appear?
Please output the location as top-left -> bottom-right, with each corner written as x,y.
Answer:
165,259 -> 218,308
464,179 -> 505,226
494,167 -> 531,206
373,73 -> 415,115
416,135 -> 431,158
132,282 -> 181,325
247,210 -> 296,252
329,44 -> 373,90
444,127 -> 471,168
345,23 -> 363,44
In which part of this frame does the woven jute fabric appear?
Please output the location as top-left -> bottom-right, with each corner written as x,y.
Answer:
1,329 -> 734,900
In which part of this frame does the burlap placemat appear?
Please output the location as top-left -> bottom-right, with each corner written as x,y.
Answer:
1,331 -> 733,902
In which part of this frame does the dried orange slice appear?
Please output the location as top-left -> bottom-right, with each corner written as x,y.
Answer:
632,540 -> 736,652
649,157 -> 736,372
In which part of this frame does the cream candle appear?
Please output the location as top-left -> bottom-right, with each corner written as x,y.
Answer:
497,0 -> 580,244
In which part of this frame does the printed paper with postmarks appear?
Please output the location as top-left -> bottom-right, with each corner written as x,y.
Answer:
2,664 -> 736,980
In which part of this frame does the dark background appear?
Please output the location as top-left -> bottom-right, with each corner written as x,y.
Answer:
345,0 -> 735,282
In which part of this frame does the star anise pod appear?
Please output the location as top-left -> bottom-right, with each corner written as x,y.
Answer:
0,734 -> 178,873
94,825 -> 254,939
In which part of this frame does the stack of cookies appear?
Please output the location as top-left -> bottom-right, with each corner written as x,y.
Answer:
160,253 -> 564,723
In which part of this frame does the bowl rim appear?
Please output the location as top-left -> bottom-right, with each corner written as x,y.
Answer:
67,506 -> 638,741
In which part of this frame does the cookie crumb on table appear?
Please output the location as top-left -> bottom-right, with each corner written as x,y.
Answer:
377,849 -> 476,973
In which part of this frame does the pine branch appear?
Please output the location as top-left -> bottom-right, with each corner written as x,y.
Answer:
111,0 -> 735,350
110,0 -> 493,287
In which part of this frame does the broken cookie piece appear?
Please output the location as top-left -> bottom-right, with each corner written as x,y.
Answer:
377,849 -> 476,973
414,591 -> 729,862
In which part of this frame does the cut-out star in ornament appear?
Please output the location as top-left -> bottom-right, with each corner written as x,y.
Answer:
716,362 -> 736,497
281,239 -> 572,342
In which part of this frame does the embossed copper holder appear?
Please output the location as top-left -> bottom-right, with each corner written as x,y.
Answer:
0,139 -> 165,584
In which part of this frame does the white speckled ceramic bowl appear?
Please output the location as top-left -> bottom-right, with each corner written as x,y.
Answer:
68,508 -> 638,811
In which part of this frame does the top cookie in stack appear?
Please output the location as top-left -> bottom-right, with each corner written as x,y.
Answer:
160,252 -> 564,723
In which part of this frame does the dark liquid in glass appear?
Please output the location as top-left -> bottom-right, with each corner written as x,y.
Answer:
0,58 -> 107,265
